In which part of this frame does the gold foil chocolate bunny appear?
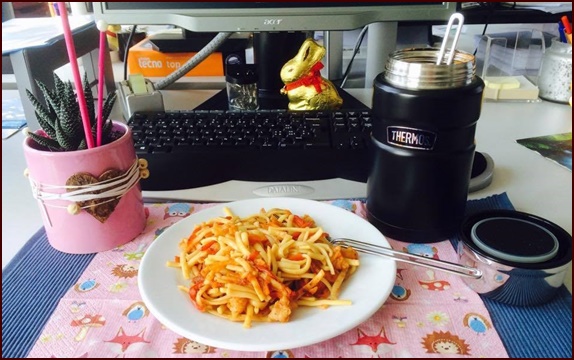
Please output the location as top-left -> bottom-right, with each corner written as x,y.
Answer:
280,38 -> 343,111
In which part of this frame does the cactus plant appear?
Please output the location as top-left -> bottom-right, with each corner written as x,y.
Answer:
25,73 -> 118,151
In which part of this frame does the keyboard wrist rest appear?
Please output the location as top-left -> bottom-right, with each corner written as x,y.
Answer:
142,178 -> 367,202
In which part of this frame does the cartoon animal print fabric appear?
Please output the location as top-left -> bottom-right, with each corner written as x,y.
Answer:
28,201 -> 508,358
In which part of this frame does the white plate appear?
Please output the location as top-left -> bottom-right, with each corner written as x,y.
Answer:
138,197 -> 396,352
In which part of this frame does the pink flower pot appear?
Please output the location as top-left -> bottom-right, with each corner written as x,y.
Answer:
23,121 -> 146,254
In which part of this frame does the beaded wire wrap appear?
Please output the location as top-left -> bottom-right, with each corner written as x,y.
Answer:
26,158 -> 142,226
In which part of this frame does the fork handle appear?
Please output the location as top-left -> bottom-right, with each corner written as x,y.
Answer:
334,238 -> 482,279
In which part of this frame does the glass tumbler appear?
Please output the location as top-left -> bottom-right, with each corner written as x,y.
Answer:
226,64 -> 259,111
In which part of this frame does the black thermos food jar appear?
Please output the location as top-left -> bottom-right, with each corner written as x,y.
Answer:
367,48 -> 485,243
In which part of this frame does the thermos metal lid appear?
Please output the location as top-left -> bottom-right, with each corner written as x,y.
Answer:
461,209 -> 571,269
459,209 -> 571,306
384,48 -> 476,90
470,217 -> 559,263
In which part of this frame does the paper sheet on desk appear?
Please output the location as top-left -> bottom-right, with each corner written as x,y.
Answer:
517,132 -> 572,171
503,2 -> 572,14
2,92 -> 26,140
2,15 -> 94,55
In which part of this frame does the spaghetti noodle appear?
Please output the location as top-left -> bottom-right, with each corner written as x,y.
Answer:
166,207 -> 360,328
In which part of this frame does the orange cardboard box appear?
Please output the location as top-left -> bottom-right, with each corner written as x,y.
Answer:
127,38 -> 223,77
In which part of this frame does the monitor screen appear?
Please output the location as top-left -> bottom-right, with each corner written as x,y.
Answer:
94,2 -> 457,108
94,2 -> 456,32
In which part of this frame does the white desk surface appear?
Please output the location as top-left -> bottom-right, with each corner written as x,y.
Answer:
2,89 -> 572,292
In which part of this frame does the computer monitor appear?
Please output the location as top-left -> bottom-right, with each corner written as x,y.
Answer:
94,2 -> 457,108
94,2 -> 455,31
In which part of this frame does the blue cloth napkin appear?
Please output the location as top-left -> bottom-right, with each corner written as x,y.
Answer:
2,228 -> 96,358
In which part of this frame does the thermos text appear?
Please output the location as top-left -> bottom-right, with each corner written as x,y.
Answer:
387,126 -> 436,150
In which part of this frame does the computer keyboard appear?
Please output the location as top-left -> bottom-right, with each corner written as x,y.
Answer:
128,109 -> 373,191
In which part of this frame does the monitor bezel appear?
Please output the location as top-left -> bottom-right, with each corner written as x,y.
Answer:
93,2 -> 457,32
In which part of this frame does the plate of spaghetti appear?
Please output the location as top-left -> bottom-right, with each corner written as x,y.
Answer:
138,197 -> 396,352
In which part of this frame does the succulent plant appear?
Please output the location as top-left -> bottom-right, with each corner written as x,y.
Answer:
25,73 -> 118,151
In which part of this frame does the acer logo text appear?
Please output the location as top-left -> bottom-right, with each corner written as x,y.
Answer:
264,19 -> 283,25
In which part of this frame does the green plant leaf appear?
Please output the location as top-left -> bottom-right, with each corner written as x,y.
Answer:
53,113 -> 77,151
103,92 -> 117,122
53,73 -> 67,99
27,132 -> 62,151
83,73 -> 96,127
25,89 -> 57,139
94,118 -> 110,141
26,72 -> 108,152
77,137 -> 88,150
102,119 -> 114,143
64,81 -> 81,128
56,92 -> 84,150
35,81 -> 59,119
33,110 -> 58,140
60,82 -> 83,144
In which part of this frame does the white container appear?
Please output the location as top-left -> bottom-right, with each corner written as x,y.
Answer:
537,38 -> 572,104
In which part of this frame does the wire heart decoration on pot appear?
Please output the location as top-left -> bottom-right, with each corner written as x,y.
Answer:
26,159 -> 142,227
66,169 -> 125,223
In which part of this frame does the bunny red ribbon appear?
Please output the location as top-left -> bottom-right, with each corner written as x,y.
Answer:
283,62 -> 325,93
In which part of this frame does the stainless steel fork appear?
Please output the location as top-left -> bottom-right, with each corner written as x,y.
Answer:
330,237 -> 482,279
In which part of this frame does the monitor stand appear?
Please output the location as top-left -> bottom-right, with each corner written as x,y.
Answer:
195,86 -> 369,111
195,31 -> 370,111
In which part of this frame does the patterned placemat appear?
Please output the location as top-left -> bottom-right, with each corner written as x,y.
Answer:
2,193 -> 571,358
